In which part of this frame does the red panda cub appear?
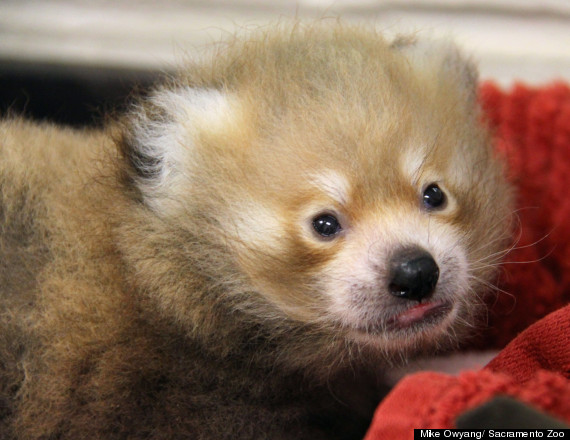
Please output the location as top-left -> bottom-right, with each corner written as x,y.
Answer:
0,23 -> 512,439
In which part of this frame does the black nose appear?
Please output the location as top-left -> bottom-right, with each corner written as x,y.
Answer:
388,247 -> 439,301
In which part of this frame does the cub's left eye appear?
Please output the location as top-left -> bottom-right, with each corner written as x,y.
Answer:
423,183 -> 446,210
312,214 -> 342,238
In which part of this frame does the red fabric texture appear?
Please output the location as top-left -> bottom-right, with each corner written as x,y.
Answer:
364,83 -> 570,438
478,82 -> 570,348
486,304 -> 570,382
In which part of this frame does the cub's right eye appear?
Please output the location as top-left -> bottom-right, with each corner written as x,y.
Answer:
422,183 -> 446,211
312,214 -> 342,238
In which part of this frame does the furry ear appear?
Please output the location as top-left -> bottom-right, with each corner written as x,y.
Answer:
121,86 -> 231,210
392,36 -> 479,104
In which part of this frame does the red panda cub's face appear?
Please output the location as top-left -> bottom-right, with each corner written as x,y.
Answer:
126,28 -> 512,357
230,104 -> 511,356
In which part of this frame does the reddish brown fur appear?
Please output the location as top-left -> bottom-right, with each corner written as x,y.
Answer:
0,23 -> 512,439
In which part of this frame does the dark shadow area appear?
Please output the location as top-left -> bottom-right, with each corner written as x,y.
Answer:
0,61 -> 161,127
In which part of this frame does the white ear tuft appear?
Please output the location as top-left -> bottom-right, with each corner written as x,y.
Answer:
124,86 -> 231,212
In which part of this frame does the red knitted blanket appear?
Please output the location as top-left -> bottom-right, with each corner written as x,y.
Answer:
480,82 -> 570,348
365,82 -> 570,437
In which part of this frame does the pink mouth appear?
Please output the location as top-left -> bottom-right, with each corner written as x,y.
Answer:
387,300 -> 452,330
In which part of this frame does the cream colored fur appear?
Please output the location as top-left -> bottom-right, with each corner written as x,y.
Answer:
0,23 -> 512,439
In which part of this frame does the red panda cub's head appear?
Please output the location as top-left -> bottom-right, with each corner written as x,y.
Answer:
120,25 -> 513,363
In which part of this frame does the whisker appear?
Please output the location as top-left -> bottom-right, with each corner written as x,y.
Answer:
465,273 -> 517,312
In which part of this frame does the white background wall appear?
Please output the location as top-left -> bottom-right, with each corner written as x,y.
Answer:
1,0 -> 570,86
